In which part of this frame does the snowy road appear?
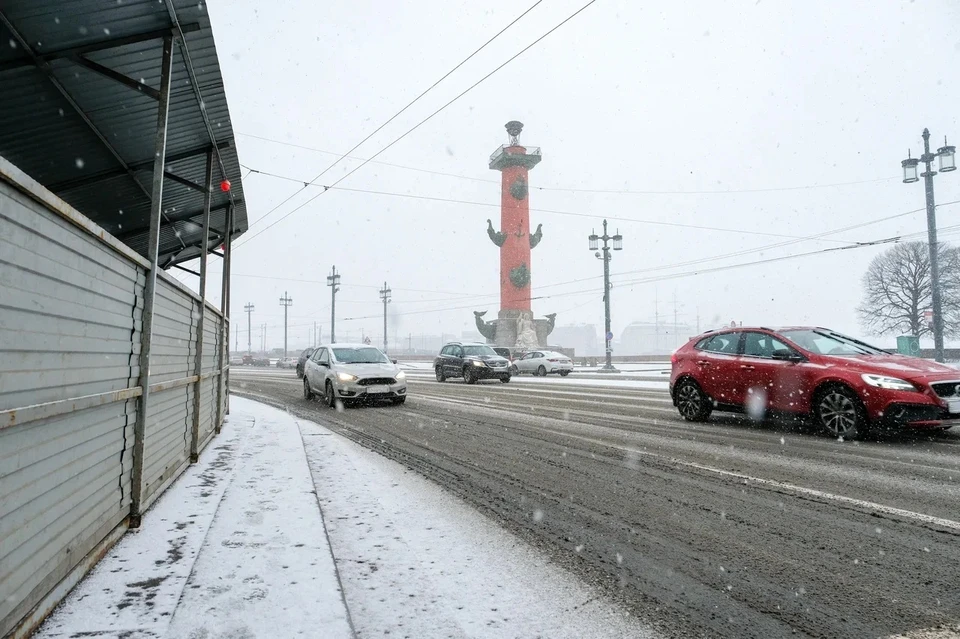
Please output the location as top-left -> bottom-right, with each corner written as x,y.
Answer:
232,368 -> 960,639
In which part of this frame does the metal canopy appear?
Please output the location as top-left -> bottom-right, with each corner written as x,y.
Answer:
0,0 -> 247,268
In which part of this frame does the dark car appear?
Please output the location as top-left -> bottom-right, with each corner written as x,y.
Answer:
296,347 -> 316,379
434,342 -> 512,384
670,326 -> 960,439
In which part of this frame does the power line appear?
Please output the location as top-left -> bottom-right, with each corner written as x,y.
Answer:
237,164 -> 866,243
234,0 -> 544,244
239,132 -> 899,196
234,0 -> 600,249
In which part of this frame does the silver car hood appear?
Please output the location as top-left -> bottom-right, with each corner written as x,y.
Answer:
334,362 -> 401,378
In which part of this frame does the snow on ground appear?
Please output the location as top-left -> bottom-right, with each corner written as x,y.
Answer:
34,401 -> 352,639
298,407 -> 656,639
35,397 -> 655,639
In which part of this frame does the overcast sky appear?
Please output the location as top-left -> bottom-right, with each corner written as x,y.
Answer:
176,0 -> 960,352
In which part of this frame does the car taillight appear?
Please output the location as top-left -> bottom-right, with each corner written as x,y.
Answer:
548,358 -> 559,362
670,352 -> 678,364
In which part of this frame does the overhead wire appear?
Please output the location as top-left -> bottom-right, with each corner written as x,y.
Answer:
233,0 -> 544,245
238,132 -> 900,196
239,164 -> 868,243
234,0 -> 601,250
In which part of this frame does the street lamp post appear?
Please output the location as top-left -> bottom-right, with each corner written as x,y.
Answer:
379,282 -> 391,354
279,291 -> 293,357
327,266 -> 341,343
902,128 -> 955,362
243,303 -> 254,355
589,219 -> 623,373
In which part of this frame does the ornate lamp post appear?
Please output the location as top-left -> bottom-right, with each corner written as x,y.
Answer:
902,129 -> 955,362
589,219 -> 623,372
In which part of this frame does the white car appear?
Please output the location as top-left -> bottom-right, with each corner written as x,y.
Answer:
303,343 -> 407,406
228,356 -> 243,366
512,350 -> 574,377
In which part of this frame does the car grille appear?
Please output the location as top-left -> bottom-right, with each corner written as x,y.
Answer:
930,382 -> 960,398
357,377 -> 396,386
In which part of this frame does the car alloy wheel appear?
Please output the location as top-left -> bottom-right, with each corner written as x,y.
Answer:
537,365 -> 547,377
463,367 -> 476,384
510,364 -> 519,376
816,388 -> 863,438
436,366 -> 446,383
676,379 -> 711,422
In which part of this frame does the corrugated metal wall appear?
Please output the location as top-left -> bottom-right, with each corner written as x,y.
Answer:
0,162 -> 227,638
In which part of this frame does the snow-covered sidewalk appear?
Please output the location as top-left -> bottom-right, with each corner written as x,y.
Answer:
36,396 -> 654,639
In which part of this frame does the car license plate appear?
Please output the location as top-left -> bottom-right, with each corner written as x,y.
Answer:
948,398 -> 960,414
368,385 -> 389,395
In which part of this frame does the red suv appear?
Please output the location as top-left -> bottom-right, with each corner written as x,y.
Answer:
670,327 -> 960,438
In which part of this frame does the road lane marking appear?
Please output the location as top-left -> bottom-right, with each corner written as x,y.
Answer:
546,428 -> 960,534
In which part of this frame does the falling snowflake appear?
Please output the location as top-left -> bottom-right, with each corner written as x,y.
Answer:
78,26 -> 88,35
8,39 -> 16,49
532,510 -> 543,522
103,28 -> 111,35
616,553 -> 623,565
574,544 -> 583,552
75,158 -> 85,169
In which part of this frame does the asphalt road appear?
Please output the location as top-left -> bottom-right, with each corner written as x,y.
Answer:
231,367 -> 960,639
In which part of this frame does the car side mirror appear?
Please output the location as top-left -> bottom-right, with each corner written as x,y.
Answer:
772,349 -> 803,363
391,359 -> 398,365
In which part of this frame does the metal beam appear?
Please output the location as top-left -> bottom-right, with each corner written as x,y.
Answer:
0,23 -> 200,72
47,141 -> 232,193
70,54 -> 161,99
130,34 -> 175,529
163,170 -> 205,193
216,203 -> 234,428
171,263 -> 201,277
115,200 -> 239,240
191,149 -> 214,462
163,1 -> 235,211
0,11 -> 155,203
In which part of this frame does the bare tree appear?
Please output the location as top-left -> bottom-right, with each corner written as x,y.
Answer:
858,241 -> 960,338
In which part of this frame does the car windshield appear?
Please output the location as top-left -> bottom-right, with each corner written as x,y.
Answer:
779,329 -> 886,356
332,347 -> 389,364
463,345 -> 497,357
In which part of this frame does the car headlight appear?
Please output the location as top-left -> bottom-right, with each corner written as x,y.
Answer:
471,360 -> 486,367
396,370 -> 406,380
337,372 -> 358,382
861,373 -> 917,391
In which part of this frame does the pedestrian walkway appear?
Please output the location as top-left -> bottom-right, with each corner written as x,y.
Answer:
35,397 -> 654,639
33,400 -> 353,639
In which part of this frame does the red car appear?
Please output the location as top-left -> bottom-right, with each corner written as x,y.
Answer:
670,326 -> 960,438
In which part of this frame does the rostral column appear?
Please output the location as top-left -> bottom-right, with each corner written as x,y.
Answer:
474,121 -> 556,348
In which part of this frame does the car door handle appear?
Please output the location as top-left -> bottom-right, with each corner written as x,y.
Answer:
696,360 -> 711,367
740,365 -> 755,370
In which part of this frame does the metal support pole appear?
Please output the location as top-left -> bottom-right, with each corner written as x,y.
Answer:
380,281 -> 391,353
280,291 -> 293,357
244,302 -> 254,355
130,35 -> 174,527
327,266 -> 340,343
190,149 -> 214,463
603,245 -> 613,369
921,129 -> 945,363
223,204 -> 233,419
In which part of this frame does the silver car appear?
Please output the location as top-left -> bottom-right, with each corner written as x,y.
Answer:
512,350 -> 574,377
303,343 -> 407,406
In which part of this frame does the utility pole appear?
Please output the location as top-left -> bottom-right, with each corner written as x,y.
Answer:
901,129 -> 956,362
588,220 -> 623,373
327,266 -> 341,343
379,281 -> 391,353
243,302 -> 254,355
235,324 -> 238,353
279,291 -> 293,357
673,291 -> 678,351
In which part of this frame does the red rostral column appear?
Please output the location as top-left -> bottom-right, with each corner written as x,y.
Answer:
488,121 -> 541,311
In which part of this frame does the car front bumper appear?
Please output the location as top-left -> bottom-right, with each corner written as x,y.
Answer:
473,365 -> 511,379
880,403 -> 957,429
334,381 -> 407,400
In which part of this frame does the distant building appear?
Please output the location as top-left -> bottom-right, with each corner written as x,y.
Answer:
620,321 -> 697,355
550,324 -> 600,356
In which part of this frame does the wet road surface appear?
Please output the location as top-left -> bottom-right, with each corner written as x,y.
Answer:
231,367 -> 960,639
